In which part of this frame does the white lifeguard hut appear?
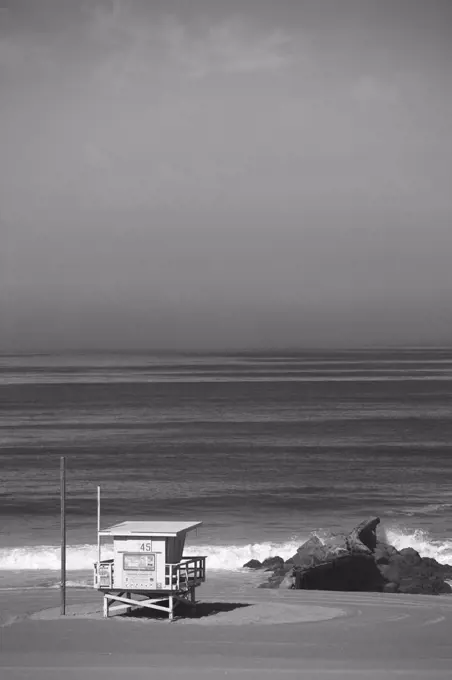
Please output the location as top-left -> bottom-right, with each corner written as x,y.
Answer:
93,515 -> 206,621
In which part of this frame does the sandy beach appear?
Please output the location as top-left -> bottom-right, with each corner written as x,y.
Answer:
2,580 -> 452,680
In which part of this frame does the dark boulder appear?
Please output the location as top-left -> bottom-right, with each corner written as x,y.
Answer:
398,547 -> 422,565
258,564 -> 293,588
243,559 -> 262,569
381,553 -> 429,584
374,541 -> 399,565
258,566 -> 291,589
421,557 -> 452,579
262,556 -> 284,571
290,536 -> 329,569
348,517 -> 380,553
294,554 -> 386,592
379,549 -> 452,594
320,533 -> 349,555
292,517 -> 379,569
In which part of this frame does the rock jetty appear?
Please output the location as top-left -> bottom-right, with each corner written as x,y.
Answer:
243,517 -> 452,595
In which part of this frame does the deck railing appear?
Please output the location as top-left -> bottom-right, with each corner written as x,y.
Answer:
164,556 -> 206,590
94,556 -> 206,591
93,559 -> 114,589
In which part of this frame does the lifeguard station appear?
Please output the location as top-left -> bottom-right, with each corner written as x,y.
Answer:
93,519 -> 206,621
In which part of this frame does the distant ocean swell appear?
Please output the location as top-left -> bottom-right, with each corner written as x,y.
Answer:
3,374 -> 452,385
1,527 -> 451,572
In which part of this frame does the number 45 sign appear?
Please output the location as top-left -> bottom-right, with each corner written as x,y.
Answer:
140,542 -> 152,552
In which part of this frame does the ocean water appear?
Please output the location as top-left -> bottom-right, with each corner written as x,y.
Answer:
1,349 -> 452,590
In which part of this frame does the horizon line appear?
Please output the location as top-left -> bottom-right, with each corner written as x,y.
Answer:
1,345 -> 451,357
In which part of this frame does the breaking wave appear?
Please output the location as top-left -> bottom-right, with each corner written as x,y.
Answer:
384,527 -> 452,564
1,526 -> 451,572
0,544 -> 107,571
0,541 -> 302,572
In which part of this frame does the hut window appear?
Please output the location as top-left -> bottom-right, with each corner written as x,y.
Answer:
123,553 -> 156,571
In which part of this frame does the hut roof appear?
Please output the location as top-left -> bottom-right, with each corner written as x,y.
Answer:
99,520 -> 202,537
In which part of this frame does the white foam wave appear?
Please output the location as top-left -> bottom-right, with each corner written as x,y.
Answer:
0,541 -> 303,572
0,544 -> 110,571
383,527 -> 452,565
188,541 -> 307,569
1,529 -> 451,572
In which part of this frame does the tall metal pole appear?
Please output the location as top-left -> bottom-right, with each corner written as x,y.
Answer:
60,456 -> 66,616
97,485 -> 101,566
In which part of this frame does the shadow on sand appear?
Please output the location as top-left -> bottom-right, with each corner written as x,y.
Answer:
122,601 -> 252,621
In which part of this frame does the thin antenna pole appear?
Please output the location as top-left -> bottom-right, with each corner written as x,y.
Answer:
60,456 -> 66,616
97,485 -> 101,565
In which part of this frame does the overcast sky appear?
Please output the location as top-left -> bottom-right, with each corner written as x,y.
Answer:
1,0 -> 451,351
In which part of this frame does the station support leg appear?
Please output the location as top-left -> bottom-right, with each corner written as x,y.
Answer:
100,590 -> 201,621
103,594 -> 109,618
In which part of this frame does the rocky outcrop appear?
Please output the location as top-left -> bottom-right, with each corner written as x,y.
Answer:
243,559 -> 263,569
378,547 -> 452,595
262,556 -> 285,571
243,517 -> 452,595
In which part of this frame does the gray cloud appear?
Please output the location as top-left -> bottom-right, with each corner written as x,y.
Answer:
84,2 -> 293,86
164,18 -> 293,78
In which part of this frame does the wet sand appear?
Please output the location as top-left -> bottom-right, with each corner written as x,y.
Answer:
1,583 -> 452,679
